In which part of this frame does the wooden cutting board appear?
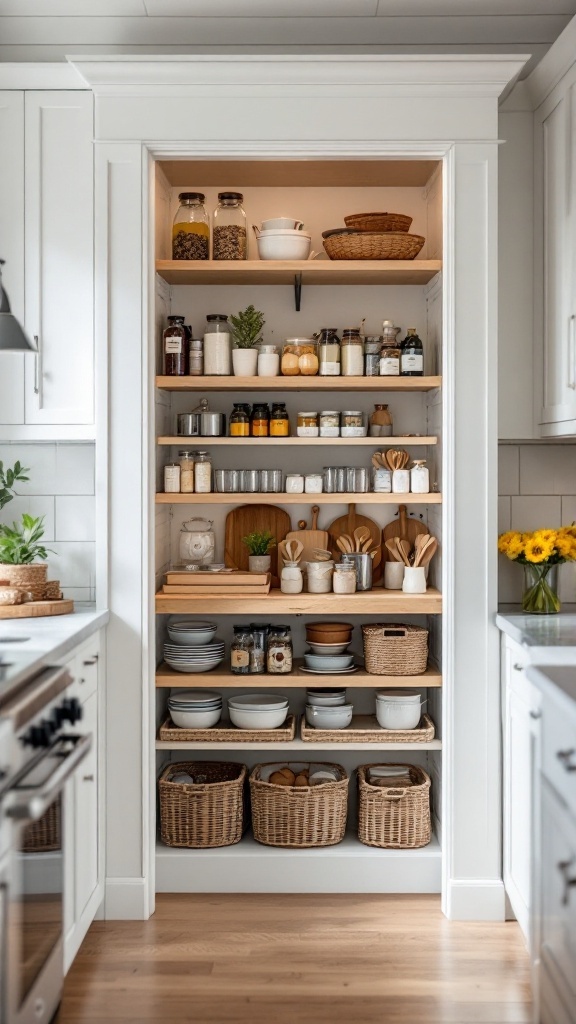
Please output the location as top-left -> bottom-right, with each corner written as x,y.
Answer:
285,505 -> 329,565
382,503 -> 428,561
224,504 -> 291,587
0,599 -> 74,619
326,503 -> 382,582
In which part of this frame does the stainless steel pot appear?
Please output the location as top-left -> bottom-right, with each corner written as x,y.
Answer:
177,413 -> 201,436
200,411 -> 227,436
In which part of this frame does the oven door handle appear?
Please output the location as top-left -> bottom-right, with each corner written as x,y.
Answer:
4,733 -> 92,822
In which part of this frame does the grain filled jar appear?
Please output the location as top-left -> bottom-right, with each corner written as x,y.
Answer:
267,626 -> 293,674
203,315 -> 232,375
317,328 -> 341,376
250,403 -> 270,437
341,410 -> 365,437
163,315 -> 187,376
230,626 -> 253,674
172,192 -> 210,260
319,410 -> 340,438
333,561 -> 357,594
341,329 -> 364,376
178,450 -> 195,493
193,451 -> 212,493
297,411 -> 319,437
213,192 -> 247,260
364,336 -> 381,377
229,403 -> 250,437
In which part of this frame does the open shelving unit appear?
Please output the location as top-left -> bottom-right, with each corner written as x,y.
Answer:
157,375 -> 442,392
156,660 -> 443,688
157,435 -> 438,446
156,491 -> 442,505
155,589 -> 442,615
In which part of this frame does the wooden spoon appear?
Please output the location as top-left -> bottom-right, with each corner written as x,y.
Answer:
312,547 -> 332,561
385,538 -> 402,562
413,534 -> 430,565
354,526 -> 370,551
395,537 -> 411,567
337,535 -> 354,555
418,537 -> 438,567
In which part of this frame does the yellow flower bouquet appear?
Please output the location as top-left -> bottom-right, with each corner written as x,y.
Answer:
498,526 -> 576,613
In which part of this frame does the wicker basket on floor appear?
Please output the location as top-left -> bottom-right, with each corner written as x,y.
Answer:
250,762 -> 348,848
22,795 -> 61,852
362,622 -> 428,675
159,761 -> 247,848
357,763 -> 431,849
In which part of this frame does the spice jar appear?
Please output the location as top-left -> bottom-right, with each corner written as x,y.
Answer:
164,463 -> 181,493
410,459 -> 430,493
229,403 -> 250,437
341,410 -> 365,437
369,404 -> 393,437
341,328 -> 364,376
213,192 -> 247,260
270,402 -> 290,437
281,562 -> 303,595
319,411 -> 340,438
203,314 -> 232,375
172,192 -> 210,260
163,315 -> 187,376
231,626 -> 253,674
379,321 -> 401,376
178,450 -> 195,493
267,626 -> 293,674
317,328 -> 341,376
297,411 -> 319,437
188,337 -> 203,376
250,403 -> 270,437
257,344 -> 280,377
364,336 -> 381,377
281,338 -> 319,376
194,451 -> 212,493
333,561 -> 357,594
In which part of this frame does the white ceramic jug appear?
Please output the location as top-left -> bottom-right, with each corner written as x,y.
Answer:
178,517 -> 215,565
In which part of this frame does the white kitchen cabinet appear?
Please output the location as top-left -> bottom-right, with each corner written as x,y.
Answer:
539,780 -> 576,1024
0,89 -> 95,438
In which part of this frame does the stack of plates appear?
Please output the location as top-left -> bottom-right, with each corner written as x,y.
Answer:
169,689 -> 222,728
164,639 -> 225,674
167,620 -> 217,645
227,693 -> 289,730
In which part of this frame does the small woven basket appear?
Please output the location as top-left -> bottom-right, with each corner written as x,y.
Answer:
362,623 -> 428,676
2,563 -> 48,601
250,762 -> 348,848
45,580 -> 62,600
159,761 -> 247,848
357,763 -> 431,849
323,231 -> 425,261
344,212 -> 412,233
22,796 -> 61,852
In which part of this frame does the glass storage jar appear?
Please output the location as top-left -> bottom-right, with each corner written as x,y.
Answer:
317,328 -> 341,376
178,450 -> 195,493
230,626 -> 253,674
203,314 -> 232,375
319,410 -> 340,437
341,329 -> 364,376
281,338 -> 319,376
250,403 -> 270,437
364,336 -> 381,376
163,315 -> 187,376
187,337 -> 203,376
333,561 -> 357,594
270,402 -> 290,436
341,410 -> 365,437
229,403 -> 250,437
164,463 -> 181,493
400,328 -> 424,377
212,192 -> 247,260
250,625 -> 267,673
379,321 -> 401,376
297,411 -> 319,437
172,192 -> 210,261
267,626 -> 293,674
193,451 -> 212,493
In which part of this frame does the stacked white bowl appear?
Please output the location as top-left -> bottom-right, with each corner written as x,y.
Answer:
305,688 -> 353,730
164,619 -> 224,673
256,218 -> 311,261
228,693 -> 289,730
169,689 -> 222,728
303,649 -> 355,673
375,689 -> 425,730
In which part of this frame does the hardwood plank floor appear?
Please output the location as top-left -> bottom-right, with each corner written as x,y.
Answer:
58,894 -> 532,1024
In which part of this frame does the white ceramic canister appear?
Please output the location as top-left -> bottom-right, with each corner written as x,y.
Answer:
306,560 -> 334,594
285,474 -> 304,494
281,562 -> 303,594
373,468 -> 392,493
392,468 -> 410,494
257,345 -> 280,377
410,459 -> 430,494
384,561 -> 405,590
304,473 -> 323,494
402,566 -> 427,594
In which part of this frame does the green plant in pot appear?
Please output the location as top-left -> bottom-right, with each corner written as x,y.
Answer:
243,530 -> 276,574
0,513 -> 53,600
229,304 -> 265,377
0,460 -> 29,512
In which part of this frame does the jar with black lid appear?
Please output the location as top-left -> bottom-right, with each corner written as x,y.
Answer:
213,193 -> 247,260
163,315 -> 187,376
400,328 -> 424,376
270,402 -> 290,437
230,403 -> 250,437
250,403 -> 270,437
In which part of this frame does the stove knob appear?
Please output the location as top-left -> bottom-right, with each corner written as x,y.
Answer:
60,697 -> 83,725
51,705 -> 66,728
24,722 -> 53,748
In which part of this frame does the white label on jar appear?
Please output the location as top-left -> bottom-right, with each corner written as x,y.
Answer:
231,649 -> 250,669
380,356 -> 400,375
401,354 -> 424,372
319,426 -> 340,437
341,347 -> 364,376
297,426 -> 320,437
320,362 -> 340,375
165,337 -> 182,353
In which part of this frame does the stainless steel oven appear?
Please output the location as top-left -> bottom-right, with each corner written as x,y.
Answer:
0,664 -> 91,1024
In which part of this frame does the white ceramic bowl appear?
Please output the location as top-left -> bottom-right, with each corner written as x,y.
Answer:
257,232 -> 311,261
375,701 -> 423,730
170,707 -> 222,728
306,641 -> 351,656
165,657 -> 225,674
376,689 -> 421,703
167,626 -> 217,645
228,693 -> 289,712
229,706 -> 289,730
305,693 -> 346,707
305,704 -> 353,729
169,688 -> 221,703
261,218 -> 304,230
304,653 -> 355,670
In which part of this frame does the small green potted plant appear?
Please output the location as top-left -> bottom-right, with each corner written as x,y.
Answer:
0,460 -> 29,512
0,514 -> 53,600
242,530 -> 276,573
229,304 -> 265,376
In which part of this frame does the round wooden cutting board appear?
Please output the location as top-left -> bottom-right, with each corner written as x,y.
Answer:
0,599 -> 74,619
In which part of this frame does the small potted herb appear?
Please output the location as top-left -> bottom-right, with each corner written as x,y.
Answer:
0,514 -> 53,600
229,304 -> 265,376
242,530 -> 276,573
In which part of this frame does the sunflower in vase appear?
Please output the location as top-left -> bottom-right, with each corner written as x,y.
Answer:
498,526 -> 576,614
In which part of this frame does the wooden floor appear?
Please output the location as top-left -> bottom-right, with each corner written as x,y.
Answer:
59,894 -> 532,1024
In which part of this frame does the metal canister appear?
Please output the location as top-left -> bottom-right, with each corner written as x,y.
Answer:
200,411 -> 227,436
342,552 -> 373,591
177,413 -> 201,436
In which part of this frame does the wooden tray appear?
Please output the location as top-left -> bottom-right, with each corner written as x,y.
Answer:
159,714 -> 297,743
300,712 -> 435,743
166,570 -> 269,586
163,581 -> 270,595
0,599 -> 74,620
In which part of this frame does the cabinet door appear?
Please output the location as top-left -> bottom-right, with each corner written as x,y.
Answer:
23,91 -> 94,427
0,91 -> 25,424
539,781 -> 576,1018
75,689 -> 98,918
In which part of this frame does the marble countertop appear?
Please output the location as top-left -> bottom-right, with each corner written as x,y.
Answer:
496,609 -> 576,664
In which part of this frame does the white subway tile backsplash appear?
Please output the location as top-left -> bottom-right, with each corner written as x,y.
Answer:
49,541 -> 95,589
509,495 -> 562,531
0,496 -> 55,541
61,587 -> 93,603
498,446 -> 519,496
498,496 -> 511,534
0,445 -> 57,496
519,445 -> 576,495
54,445 -> 95,495
55,495 -> 95,542
561,495 -> 576,526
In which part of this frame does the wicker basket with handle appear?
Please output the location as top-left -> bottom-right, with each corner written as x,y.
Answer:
357,763 -> 431,849
322,231 -> 425,261
250,762 -> 348,848
344,212 -> 412,233
159,761 -> 247,848
362,623 -> 428,675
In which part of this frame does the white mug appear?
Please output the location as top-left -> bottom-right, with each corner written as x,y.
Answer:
384,561 -> 405,590
402,566 -> 427,594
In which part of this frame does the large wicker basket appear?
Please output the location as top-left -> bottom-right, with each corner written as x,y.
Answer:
323,231 -> 425,261
344,212 -> 412,233
22,796 -> 61,852
159,761 -> 247,848
362,623 -> 428,675
250,762 -> 348,848
357,763 -> 431,849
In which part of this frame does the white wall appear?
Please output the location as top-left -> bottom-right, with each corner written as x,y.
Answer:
0,442 -> 95,601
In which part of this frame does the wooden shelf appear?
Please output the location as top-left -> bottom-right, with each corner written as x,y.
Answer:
156,660 -> 442,689
156,375 -> 442,392
156,735 -> 442,751
155,588 -> 442,614
156,259 -> 442,287
156,492 -> 442,505
157,435 -> 438,447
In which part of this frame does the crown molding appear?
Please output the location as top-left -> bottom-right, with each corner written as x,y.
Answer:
0,61 -> 87,89
524,13 -> 576,108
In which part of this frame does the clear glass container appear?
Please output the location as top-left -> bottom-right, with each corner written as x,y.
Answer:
281,338 -> 319,376
341,329 -> 364,376
364,336 -> 381,377
203,314 -> 232,375
230,403 -> 250,437
172,192 -> 210,261
266,625 -> 293,674
270,402 -> 290,436
297,411 -> 319,437
187,337 -> 203,376
178,450 -> 195,493
319,410 -> 340,437
250,403 -> 270,437
317,328 -> 341,376
333,561 -> 357,594
163,315 -> 187,376
213,192 -> 247,260
230,625 -> 253,674
193,451 -> 212,493
379,321 -> 401,376
249,625 -> 267,673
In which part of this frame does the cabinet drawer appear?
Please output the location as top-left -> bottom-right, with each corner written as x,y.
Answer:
540,781 -> 576,1010
542,696 -> 576,817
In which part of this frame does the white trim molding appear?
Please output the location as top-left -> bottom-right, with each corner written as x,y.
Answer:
446,879 -> 507,922
0,62 -> 87,90
104,877 -> 150,921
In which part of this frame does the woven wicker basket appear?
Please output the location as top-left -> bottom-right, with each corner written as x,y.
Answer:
2,563 -> 47,601
362,623 -> 428,675
323,231 -> 425,261
357,763 -> 431,849
344,212 -> 412,233
22,796 -> 61,852
44,580 -> 62,600
159,761 -> 247,848
250,762 -> 348,848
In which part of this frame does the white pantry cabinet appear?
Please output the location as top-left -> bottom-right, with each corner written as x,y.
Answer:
0,90 -> 95,438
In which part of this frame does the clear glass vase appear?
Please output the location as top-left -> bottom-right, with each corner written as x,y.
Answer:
522,563 -> 560,614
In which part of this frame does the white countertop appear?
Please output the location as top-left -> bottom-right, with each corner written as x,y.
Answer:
496,609 -> 576,664
0,605 -> 108,674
